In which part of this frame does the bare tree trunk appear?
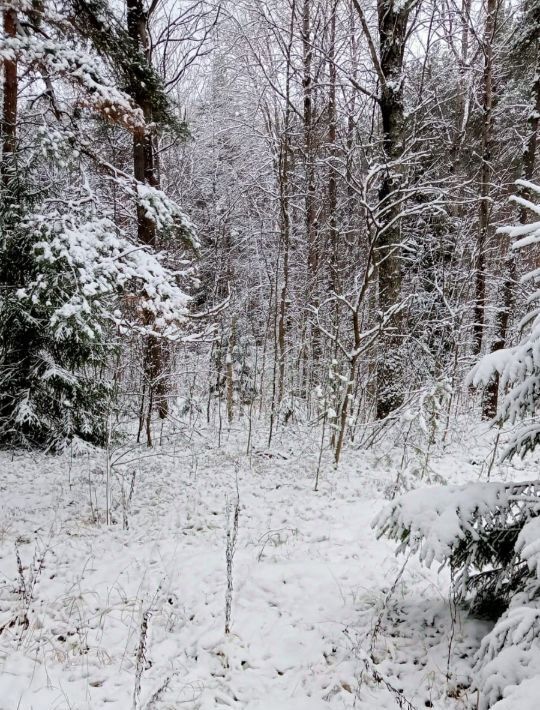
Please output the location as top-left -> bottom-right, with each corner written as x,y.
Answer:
2,8 -> 17,184
473,0 -> 498,357
303,0 -> 318,287
277,135 -> 290,405
334,316 -> 360,466
276,5 -> 295,407
346,0 -> 358,212
374,0 -> 408,419
226,317 -> 237,424
302,0 -> 321,383
449,0 -> 472,178
327,1 -> 339,294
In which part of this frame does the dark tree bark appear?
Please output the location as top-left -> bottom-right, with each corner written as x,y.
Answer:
327,0 -> 339,294
2,8 -> 18,185
473,0 -> 498,358
302,0 -> 318,286
374,0 -> 409,419
126,0 -> 169,434
300,0 -> 322,392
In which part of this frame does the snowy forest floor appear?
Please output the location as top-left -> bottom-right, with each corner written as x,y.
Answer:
0,413 -> 535,710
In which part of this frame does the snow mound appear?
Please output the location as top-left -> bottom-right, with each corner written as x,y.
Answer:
476,600 -> 540,709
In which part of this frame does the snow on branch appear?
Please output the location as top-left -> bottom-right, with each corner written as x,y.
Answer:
0,36 -> 144,129
475,600 -> 540,710
131,182 -> 199,252
16,214 -> 192,340
372,481 -> 511,568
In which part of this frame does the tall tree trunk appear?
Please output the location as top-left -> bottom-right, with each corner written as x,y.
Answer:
126,0 -> 169,435
277,134 -> 290,406
473,0 -> 498,357
276,3 -> 295,407
0,8 -> 19,431
302,0 -> 321,383
226,317 -> 236,424
2,8 -> 17,185
327,1 -> 339,294
375,0 -> 408,419
346,1 -> 358,217
302,0 -> 318,287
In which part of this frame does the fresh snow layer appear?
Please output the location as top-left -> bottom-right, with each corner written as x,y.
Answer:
0,419 -> 528,709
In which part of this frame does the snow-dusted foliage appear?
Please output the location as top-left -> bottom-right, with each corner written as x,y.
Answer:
374,477 -> 540,706
18,211 -> 191,339
374,481 -> 509,569
132,182 -> 199,251
374,480 -> 540,602
0,203 -> 191,448
0,35 -> 145,129
472,516 -> 540,708
475,598 -> 540,709
375,182 -> 540,708
0,0 -> 195,449
469,180 -> 540,459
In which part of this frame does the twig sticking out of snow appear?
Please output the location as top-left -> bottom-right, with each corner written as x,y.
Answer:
133,608 -> 151,710
225,472 -> 240,635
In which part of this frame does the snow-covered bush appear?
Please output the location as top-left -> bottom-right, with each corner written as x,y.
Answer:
1,204 -> 192,446
375,182 -> 540,707
374,478 -> 540,708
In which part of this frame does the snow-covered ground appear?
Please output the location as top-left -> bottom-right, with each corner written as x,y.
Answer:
0,416 -> 531,709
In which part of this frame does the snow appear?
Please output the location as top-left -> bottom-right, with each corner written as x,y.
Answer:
135,183 -> 198,248
467,348 -> 515,387
516,516 -> 540,578
490,675 -> 540,710
0,417 -> 516,710
17,213 -> 192,340
373,481 -> 509,567
0,36 -> 145,129
475,602 -> 540,710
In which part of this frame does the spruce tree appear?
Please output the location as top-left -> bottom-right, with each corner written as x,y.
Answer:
0,1 -> 195,450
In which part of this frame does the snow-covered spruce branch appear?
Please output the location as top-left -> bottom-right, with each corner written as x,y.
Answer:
0,36 -> 145,129
16,214 -> 192,340
374,184 -> 540,707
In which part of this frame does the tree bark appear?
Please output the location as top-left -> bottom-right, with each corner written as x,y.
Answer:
226,317 -> 237,424
277,134 -> 290,406
327,1 -> 339,294
300,0 -> 322,395
302,0 -> 318,286
126,0 -> 169,434
374,0 -> 408,419
473,0 -> 498,357
2,9 -> 17,185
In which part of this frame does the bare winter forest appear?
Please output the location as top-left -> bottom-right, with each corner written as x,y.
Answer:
2,0 -> 540,708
